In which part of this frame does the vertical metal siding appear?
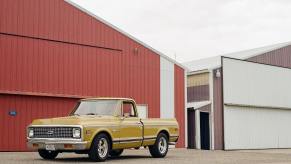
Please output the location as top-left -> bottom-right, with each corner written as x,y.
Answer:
187,85 -> 209,102
0,94 -> 77,151
187,73 -> 209,102
175,65 -> 185,148
247,45 -> 291,68
0,34 -> 123,95
213,68 -> 224,150
0,0 -> 119,50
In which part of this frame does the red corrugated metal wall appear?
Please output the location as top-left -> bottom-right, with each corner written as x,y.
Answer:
175,65 -> 185,148
0,0 -> 162,116
0,0 -> 185,151
0,94 -> 77,151
0,0 -> 120,49
0,32 -> 161,119
0,34 -> 123,96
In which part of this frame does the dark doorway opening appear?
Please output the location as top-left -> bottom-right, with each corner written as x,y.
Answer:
200,112 -> 210,150
187,109 -> 195,149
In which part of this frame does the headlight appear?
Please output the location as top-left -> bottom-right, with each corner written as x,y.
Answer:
28,129 -> 34,138
73,128 -> 81,138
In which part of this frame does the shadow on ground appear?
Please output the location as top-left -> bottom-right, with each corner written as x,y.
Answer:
35,155 -> 151,163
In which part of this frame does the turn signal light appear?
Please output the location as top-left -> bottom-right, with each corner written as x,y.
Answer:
32,144 -> 38,148
64,144 -> 73,149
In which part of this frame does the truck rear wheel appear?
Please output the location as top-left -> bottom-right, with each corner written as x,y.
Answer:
149,133 -> 169,158
109,149 -> 123,157
88,133 -> 110,162
38,150 -> 59,160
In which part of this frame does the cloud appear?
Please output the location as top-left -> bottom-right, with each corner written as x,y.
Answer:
71,0 -> 291,62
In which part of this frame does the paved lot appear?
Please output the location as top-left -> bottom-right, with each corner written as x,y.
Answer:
1,148 -> 291,164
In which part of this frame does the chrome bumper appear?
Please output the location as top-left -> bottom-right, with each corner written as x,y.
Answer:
27,138 -> 88,150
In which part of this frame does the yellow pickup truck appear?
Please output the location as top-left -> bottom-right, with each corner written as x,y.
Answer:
27,98 -> 179,162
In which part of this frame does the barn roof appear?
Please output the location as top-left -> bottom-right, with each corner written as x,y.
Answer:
183,41 -> 291,73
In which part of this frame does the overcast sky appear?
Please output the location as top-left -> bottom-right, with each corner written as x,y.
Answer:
71,0 -> 291,63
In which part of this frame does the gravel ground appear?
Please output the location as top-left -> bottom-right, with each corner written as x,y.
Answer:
1,148 -> 291,164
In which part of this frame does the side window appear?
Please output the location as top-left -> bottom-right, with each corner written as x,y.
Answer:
122,102 -> 136,117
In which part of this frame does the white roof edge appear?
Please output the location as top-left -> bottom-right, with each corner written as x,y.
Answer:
210,62 -> 222,70
185,41 -> 291,73
188,69 -> 210,75
228,41 -> 291,60
64,0 -> 186,70
187,100 -> 211,109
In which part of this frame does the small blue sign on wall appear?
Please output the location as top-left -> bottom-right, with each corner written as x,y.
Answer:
8,110 -> 17,116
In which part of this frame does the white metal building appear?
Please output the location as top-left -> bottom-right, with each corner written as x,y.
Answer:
184,42 -> 291,150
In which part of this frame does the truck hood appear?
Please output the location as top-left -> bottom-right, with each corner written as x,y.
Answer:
31,115 -> 118,126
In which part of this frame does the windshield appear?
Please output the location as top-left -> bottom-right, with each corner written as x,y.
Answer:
73,100 -> 119,116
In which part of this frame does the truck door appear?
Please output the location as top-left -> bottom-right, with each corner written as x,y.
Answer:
118,101 -> 143,148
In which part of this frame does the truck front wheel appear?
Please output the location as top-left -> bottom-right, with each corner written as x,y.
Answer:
88,133 -> 110,162
149,133 -> 169,158
38,150 -> 59,160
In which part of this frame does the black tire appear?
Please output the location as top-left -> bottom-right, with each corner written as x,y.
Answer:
109,149 -> 123,157
38,149 -> 58,160
88,133 -> 110,162
149,133 -> 169,158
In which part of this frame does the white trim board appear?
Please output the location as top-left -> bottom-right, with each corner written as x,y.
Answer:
160,57 -> 175,118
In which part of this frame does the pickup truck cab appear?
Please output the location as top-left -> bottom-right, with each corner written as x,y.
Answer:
27,98 -> 179,162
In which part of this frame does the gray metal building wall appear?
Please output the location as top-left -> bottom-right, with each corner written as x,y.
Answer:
213,45 -> 291,150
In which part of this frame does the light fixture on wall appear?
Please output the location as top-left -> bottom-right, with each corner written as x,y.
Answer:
133,47 -> 138,55
215,69 -> 221,78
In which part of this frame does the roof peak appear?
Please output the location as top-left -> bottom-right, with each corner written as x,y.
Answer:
183,41 -> 291,72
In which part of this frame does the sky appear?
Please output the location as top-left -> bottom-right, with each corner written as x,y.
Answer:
71,0 -> 291,63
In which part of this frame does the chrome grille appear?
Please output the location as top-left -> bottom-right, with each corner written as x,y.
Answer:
32,127 -> 74,138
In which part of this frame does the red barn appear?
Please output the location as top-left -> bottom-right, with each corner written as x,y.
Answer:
0,0 -> 186,151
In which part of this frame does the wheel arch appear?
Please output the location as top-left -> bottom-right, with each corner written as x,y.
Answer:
91,129 -> 113,149
157,129 -> 170,140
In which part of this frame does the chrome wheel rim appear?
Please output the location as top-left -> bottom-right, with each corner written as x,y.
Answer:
97,138 -> 108,158
158,137 -> 167,154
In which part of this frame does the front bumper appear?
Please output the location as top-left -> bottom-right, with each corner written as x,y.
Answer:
27,138 -> 88,151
